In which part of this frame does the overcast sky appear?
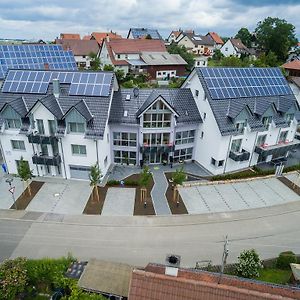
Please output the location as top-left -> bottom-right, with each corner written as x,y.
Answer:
0,0 -> 299,41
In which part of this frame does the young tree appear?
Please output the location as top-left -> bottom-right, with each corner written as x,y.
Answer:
167,42 -> 195,71
17,156 -> 33,195
236,249 -> 262,278
139,166 -> 152,202
89,164 -> 102,202
172,167 -> 186,202
115,69 -> 125,82
235,28 -> 252,48
103,64 -> 114,71
89,52 -> 101,71
255,17 -> 297,60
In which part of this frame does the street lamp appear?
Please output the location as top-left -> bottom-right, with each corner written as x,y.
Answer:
6,177 -> 17,209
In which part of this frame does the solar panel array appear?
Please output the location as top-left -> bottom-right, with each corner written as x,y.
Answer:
132,28 -> 161,39
1,70 -> 113,97
0,44 -> 77,79
200,68 -> 292,100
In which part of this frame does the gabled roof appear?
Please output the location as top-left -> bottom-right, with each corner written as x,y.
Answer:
40,94 -> 64,119
74,99 -> 93,121
55,39 -> 99,56
178,32 -> 215,46
140,52 -> 187,65
90,32 -> 122,45
1,97 -> 28,117
207,32 -> 224,45
230,38 -> 249,52
127,28 -> 162,40
226,101 -> 252,119
253,98 -> 274,116
282,60 -> 300,71
168,30 -> 182,39
60,33 -> 80,40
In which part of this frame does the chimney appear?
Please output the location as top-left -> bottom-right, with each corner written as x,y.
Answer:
106,35 -> 110,42
44,63 -> 49,70
165,254 -> 181,277
53,78 -> 60,98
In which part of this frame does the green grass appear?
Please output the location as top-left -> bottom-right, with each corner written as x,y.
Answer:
257,268 -> 292,284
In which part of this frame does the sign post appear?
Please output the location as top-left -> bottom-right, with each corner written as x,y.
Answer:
6,178 -> 17,209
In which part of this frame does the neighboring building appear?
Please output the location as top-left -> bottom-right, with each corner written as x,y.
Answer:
167,30 -> 182,44
129,263 -> 300,300
82,35 -> 91,40
220,38 -> 250,58
90,32 -> 122,47
0,44 -> 77,82
109,88 -> 202,165
290,77 -> 300,104
60,33 -> 81,40
0,69 -> 117,180
194,56 -> 208,68
127,28 -> 162,40
55,39 -> 100,68
206,32 -> 224,49
182,67 -> 300,175
282,60 -> 300,77
100,39 -> 186,79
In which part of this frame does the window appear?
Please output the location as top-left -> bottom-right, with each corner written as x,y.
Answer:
174,147 -> 193,162
175,130 -> 195,145
203,112 -> 206,120
285,113 -> 294,123
113,132 -> 137,147
6,118 -> 21,129
143,100 -> 172,128
278,131 -> 288,143
195,90 -> 199,97
11,140 -> 25,150
71,144 -> 87,155
235,121 -> 246,134
48,120 -> 56,135
225,47 -> 228,51
231,139 -> 242,152
41,144 -> 48,156
218,160 -> 224,167
211,157 -> 216,166
69,122 -> 85,133
143,133 -> 170,146
104,156 -> 108,167
114,150 -> 136,165
256,134 -> 267,146
117,54 -> 121,59
36,119 -> 45,134
262,116 -> 272,129
200,131 -> 204,139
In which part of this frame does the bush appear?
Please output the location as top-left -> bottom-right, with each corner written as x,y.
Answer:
276,251 -> 297,270
106,180 -> 120,186
124,179 -> 139,186
236,249 -> 262,278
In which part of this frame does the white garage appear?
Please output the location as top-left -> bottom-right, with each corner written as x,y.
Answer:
69,165 -> 91,180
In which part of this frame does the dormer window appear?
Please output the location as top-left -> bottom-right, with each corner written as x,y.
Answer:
285,113 -> 294,123
235,121 -> 246,134
262,116 -> 272,129
6,118 -> 21,129
69,122 -> 85,133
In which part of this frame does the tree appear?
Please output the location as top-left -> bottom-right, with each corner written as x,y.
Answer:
235,28 -> 252,48
236,249 -> 262,278
115,69 -> 125,82
171,167 -> 186,202
89,164 -> 102,202
139,166 -> 152,202
253,51 -> 279,67
0,257 -> 28,300
167,42 -> 195,71
212,49 -> 223,61
17,156 -> 33,195
103,64 -> 114,71
220,56 -> 244,67
145,34 -> 152,39
89,52 -> 101,70
255,17 -> 297,61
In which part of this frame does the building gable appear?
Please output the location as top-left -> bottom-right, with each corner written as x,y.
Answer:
64,107 -> 86,123
1,104 -> 21,119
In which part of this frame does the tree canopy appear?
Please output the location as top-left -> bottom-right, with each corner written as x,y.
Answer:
89,52 -> 101,70
167,42 -> 195,71
17,157 -> 32,182
235,28 -> 252,48
255,17 -> 297,61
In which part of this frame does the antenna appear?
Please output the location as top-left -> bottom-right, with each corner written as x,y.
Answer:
218,235 -> 229,284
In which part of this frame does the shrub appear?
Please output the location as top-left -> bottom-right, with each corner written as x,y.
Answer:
106,180 -> 120,186
236,249 -> 262,278
124,179 -> 139,186
172,167 -> 186,185
276,251 -> 297,269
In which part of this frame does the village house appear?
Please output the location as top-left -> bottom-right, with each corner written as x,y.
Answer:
220,38 -> 250,58
127,28 -> 162,40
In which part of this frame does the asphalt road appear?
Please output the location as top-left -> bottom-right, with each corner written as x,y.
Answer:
1,202 -> 300,268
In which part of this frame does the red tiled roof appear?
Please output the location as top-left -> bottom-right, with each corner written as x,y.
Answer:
171,31 -> 181,38
82,35 -> 91,40
55,39 -> 99,56
91,32 -> 122,45
128,264 -> 300,300
283,60 -> 300,71
106,39 -> 166,54
208,32 -> 224,45
60,33 -> 80,40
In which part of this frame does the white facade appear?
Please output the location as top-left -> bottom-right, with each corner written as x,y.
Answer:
220,39 -> 239,58
194,57 -> 208,68
74,55 -> 93,69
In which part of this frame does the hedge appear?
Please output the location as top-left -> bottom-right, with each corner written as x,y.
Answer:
276,251 -> 297,270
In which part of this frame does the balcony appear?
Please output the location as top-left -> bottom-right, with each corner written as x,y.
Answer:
28,134 -> 57,144
32,154 -> 61,166
255,139 -> 300,157
229,149 -> 250,162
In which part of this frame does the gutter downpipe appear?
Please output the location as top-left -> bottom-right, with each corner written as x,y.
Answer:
223,135 -> 233,174
249,131 -> 259,168
95,139 -> 99,167
60,138 -> 67,179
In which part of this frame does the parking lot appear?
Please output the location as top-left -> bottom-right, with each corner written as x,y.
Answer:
178,177 -> 300,214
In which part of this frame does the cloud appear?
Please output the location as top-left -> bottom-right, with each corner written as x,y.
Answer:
0,0 -> 299,40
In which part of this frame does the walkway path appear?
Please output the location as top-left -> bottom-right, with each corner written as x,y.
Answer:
150,167 -> 171,215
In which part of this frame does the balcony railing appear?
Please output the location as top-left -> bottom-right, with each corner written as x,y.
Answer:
28,134 -> 57,144
32,154 -> 61,166
229,149 -> 250,162
255,139 -> 300,156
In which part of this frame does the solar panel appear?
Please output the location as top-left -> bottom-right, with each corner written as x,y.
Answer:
2,70 -> 113,97
0,44 -> 77,79
200,67 -> 291,100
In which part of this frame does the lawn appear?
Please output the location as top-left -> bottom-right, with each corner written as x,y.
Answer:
257,268 -> 292,284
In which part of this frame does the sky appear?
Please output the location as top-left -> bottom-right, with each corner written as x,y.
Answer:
0,0 -> 299,41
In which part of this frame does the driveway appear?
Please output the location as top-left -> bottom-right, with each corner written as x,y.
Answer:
179,176 -> 300,214
26,177 -> 91,214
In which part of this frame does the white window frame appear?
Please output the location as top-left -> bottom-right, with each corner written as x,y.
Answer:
71,144 -> 87,156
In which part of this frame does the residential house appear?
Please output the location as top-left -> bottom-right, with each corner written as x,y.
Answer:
99,39 -> 187,79
167,30 -> 182,44
182,67 -> 300,175
0,69 -> 118,180
129,263 -> 300,299
206,32 -> 224,49
282,60 -> 300,77
90,32 -> 122,47
127,28 -> 162,40
220,38 -> 250,58
60,33 -> 81,40
55,39 -> 100,69
290,77 -> 300,104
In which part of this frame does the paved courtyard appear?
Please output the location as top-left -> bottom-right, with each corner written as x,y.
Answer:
179,176 -> 300,214
101,187 -> 135,216
26,178 -> 91,214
